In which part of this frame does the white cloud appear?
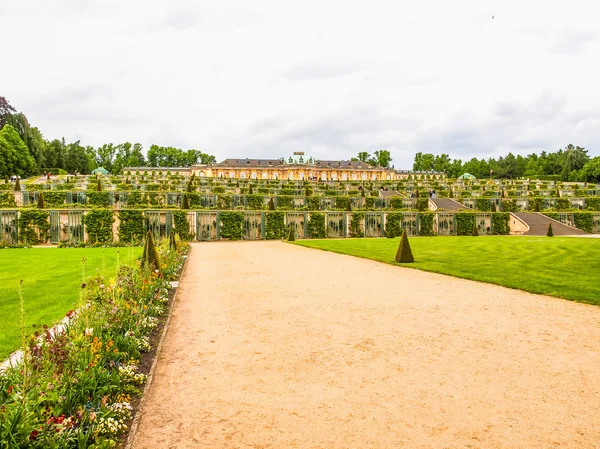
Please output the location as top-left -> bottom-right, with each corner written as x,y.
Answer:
2,0 -> 599,169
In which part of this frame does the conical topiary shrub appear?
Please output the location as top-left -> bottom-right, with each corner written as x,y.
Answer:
287,225 -> 295,242
361,189 -> 365,198
472,223 -> 479,236
142,231 -> 161,272
37,192 -> 45,209
14,178 -> 21,191
449,189 -> 453,198
268,197 -> 275,210
395,230 -> 414,263
96,178 -> 103,192
181,194 -> 190,209
491,201 -> 496,212
187,182 -> 193,193
4,175 -> 8,184
534,201 -> 540,212
347,201 -> 352,212
547,223 -> 554,237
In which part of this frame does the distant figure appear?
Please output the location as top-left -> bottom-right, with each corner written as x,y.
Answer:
492,15 -> 494,19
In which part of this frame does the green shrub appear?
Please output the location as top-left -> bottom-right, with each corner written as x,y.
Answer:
349,212 -> 365,237
307,212 -> 326,238
547,223 -> 554,237
395,230 -> 414,263
213,186 -> 225,193
416,198 -> 428,211
87,191 -> 110,207
0,192 -> 16,208
219,211 -> 244,240
217,194 -> 231,210
573,212 -> 593,233
475,198 -> 490,211
276,195 -> 294,210
335,197 -> 350,211
118,210 -> 146,243
287,224 -> 295,241
141,230 -> 161,272
83,209 -> 114,243
490,212 -> 510,235
389,197 -> 404,210
385,212 -> 403,237
456,212 -> 476,235
306,196 -> 321,211
555,197 -> 570,211
418,213 -> 434,236
173,210 -> 193,240
500,199 -> 518,212
18,209 -> 49,245
265,211 -> 286,239
246,194 -> 265,210
586,197 -> 600,211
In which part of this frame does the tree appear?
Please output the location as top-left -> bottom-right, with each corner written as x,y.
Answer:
287,225 -> 295,241
547,223 -> 554,237
65,141 -> 93,174
368,150 -> 392,168
581,157 -> 600,183
0,96 -> 16,129
561,144 -> 589,180
351,151 -> 371,163
95,143 -> 116,173
0,124 -> 36,177
413,152 -> 435,171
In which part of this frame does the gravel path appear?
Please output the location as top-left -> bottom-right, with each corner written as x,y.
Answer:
131,241 -> 600,449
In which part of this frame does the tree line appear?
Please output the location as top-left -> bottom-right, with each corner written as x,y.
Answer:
412,146 -> 600,182
0,96 -> 216,177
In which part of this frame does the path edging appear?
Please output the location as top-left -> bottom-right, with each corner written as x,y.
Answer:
124,246 -> 193,449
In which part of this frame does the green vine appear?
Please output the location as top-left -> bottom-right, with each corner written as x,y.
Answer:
418,213 -> 434,236
118,210 -> 146,243
307,212 -> 326,238
349,212 -> 365,237
219,211 -> 244,240
18,209 -> 50,245
490,212 -> 510,235
83,209 -> 114,243
173,210 -> 194,240
265,211 -> 286,239
456,212 -> 476,235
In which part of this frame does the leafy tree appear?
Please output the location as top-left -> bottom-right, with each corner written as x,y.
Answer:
351,151 -> 371,163
0,124 -> 36,177
0,96 -> 17,129
65,141 -> 93,174
581,157 -> 600,183
368,150 -> 392,168
95,143 -> 116,173
561,144 -> 589,180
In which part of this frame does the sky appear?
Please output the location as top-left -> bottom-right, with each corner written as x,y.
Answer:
3,0 -> 600,169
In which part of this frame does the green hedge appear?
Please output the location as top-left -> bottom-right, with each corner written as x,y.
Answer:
306,196 -> 321,211
389,197 -> 404,210
0,192 -> 16,208
83,209 -> 114,243
573,212 -> 594,233
219,211 -> 244,240
18,209 -> 49,245
586,197 -> 600,211
456,212 -> 476,235
246,194 -> 265,210
500,199 -> 518,212
475,198 -> 490,211
87,191 -> 110,207
265,211 -> 286,239
491,212 -> 510,235
276,195 -> 294,210
173,210 -> 194,240
118,210 -> 146,243
418,213 -> 434,236
307,212 -> 326,238
334,197 -> 350,211
385,212 -> 403,237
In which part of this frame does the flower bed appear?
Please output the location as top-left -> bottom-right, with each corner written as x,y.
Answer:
0,239 -> 189,447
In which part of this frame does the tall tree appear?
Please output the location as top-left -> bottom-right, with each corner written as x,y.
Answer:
0,124 -> 36,177
0,96 -> 16,129
369,150 -> 392,168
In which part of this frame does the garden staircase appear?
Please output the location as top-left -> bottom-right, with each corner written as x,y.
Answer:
512,212 -> 587,236
430,197 -> 467,211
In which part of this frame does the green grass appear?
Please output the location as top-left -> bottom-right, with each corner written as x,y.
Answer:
0,247 -> 142,359
294,236 -> 600,306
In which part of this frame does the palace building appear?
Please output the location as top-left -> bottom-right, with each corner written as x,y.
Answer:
125,152 -> 444,181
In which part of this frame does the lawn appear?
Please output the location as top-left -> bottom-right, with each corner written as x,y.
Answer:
0,247 -> 142,359
293,236 -> 600,306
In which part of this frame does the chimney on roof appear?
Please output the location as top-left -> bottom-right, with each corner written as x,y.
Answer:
293,151 -> 304,155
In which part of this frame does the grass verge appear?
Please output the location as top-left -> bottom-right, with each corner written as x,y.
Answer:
0,247 -> 142,358
293,236 -> 600,306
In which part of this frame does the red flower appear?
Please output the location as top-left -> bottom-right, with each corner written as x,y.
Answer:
29,430 -> 38,441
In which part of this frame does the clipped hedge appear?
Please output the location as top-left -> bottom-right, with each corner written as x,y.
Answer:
418,212 -> 434,236
265,211 -> 286,239
573,212 -> 594,233
118,210 -> 146,243
219,211 -> 244,240
87,191 -> 111,207
83,209 -> 114,243
456,212 -> 476,236
18,209 -> 50,245
385,212 -> 403,237
173,210 -> 194,240
307,212 -> 326,238
491,212 -> 510,235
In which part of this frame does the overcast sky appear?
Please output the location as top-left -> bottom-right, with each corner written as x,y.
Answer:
3,0 -> 599,168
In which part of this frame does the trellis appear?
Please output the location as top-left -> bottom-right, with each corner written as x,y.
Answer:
326,212 -> 346,238
243,212 -> 263,240
196,212 -> 218,241
0,211 -> 18,244
365,212 -> 384,237
286,212 -> 307,239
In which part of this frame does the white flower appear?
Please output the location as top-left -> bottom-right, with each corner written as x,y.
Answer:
84,328 -> 94,336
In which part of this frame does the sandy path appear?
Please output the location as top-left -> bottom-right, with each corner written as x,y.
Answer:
131,241 -> 600,449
